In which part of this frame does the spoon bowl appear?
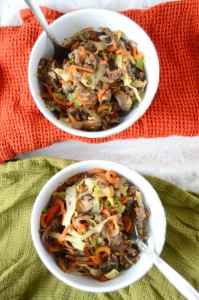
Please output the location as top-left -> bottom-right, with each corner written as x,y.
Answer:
131,219 -> 199,300
25,0 -> 69,63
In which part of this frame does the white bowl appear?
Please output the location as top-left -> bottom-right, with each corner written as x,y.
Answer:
28,9 -> 159,138
31,160 -> 166,293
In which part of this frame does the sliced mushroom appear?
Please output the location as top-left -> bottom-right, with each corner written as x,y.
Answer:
114,90 -> 133,112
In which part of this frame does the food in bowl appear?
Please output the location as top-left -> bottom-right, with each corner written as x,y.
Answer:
37,27 -> 147,131
40,168 -> 149,281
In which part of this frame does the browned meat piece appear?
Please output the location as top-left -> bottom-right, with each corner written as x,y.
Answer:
135,207 -> 146,228
137,70 -> 145,81
127,64 -> 145,81
107,68 -> 123,81
127,185 -> 139,196
127,247 -> 139,257
108,59 -> 117,71
100,27 -> 114,38
72,72 -> 82,88
84,54 -> 97,69
84,30 -> 98,40
122,86 -> 136,98
83,41 -> 97,53
108,232 -> 124,251
68,50 -> 81,65
119,256 -> 132,269
37,58 -> 59,88
99,254 -> 119,272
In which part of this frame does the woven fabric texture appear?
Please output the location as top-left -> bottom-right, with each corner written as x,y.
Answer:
0,157 -> 198,299
0,0 -> 199,163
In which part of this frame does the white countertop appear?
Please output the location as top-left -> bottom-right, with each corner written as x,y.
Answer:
1,0 -> 199,193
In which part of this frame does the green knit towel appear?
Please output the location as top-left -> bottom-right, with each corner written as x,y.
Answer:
0,157 -> 198,300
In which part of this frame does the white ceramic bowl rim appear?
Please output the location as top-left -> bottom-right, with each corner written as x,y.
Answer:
28,9 -> 160,138
31,160 -> 166,293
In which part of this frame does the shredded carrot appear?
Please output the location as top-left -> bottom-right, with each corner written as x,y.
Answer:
75,114 -> 80,121
100,53 -> 108,64
83,267 -> 90,275
109,185 -> 114,197
58,224 -> 73,242
102,53 -> 108,61
80,184 -> 88,191
71,41 -> 79,51
64,64 -> 94,73
115,49 -> 131,56
100,60 -> 107,65
97,89 -> 106,102
59,79 -> 67,84
97,175 -> 109,185
105,222 -> 114,241
97,105 -> 110,114
42,82 -> 72,107
47,245 -> 61,252
105,170 -> 119,184
122,216 -> 132,232
94,247 -> 110,261
76,200 -> 83,210
86,48 -> 99,55
132,45 -> 143,60
77,223 -> 87,235
84,245 -> 101,265
54,199 -> 65,215
78,46 -> 86,60
145,210 -> 150,217
79,99 -> 93,105
106,40 -> 117,53
87,168 -> 105,175
102,209 -> 111,217
68,114 -> 76,127
61,241 -> 74,250
40,213 -> 48,228
65,254 -> 76,261
81,27 -> 93,31
120,196 -> 133,205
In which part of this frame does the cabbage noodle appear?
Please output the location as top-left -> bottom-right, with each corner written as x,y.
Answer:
62,186 -> 77,226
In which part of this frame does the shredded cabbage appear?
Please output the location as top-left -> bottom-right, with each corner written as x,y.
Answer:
135,191 -> 144,208
54,68 -> 71,81
62,186 -> 77,226
128,85 -> 142,102
105,269 -> 120,279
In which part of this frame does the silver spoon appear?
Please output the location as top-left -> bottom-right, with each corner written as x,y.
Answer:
24,0 -> 69,63
131,220 -> 199,300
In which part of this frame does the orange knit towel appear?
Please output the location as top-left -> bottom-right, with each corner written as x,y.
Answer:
0,0 -> 199,163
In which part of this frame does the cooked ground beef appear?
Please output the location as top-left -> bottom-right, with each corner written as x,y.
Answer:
107,68 -> 123,81
135,207 -> 146,228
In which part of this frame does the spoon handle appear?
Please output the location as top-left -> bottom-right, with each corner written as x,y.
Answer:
24,0 -> 59,46
136,239 -> 199,300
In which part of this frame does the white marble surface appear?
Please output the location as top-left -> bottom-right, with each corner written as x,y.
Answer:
1,0 -> 199,193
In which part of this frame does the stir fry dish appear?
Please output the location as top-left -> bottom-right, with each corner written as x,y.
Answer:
40,169 -> 149,281
37,27 -> 147,131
